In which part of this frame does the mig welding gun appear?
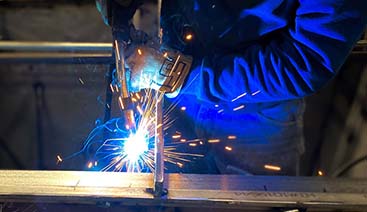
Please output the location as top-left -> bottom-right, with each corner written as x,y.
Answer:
96,0 -> 193,131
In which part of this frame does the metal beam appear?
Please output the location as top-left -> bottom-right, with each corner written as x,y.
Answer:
0,40 -> 366,64
0,170 -> 366,211
0,41 -> 112,52
0,52 -> 113,64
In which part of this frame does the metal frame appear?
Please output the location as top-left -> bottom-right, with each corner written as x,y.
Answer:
0,170 -> 367,211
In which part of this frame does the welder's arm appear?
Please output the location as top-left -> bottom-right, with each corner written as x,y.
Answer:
183,0 -> 367,104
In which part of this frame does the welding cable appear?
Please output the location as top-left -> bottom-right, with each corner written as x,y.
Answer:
332,154 -> 367,177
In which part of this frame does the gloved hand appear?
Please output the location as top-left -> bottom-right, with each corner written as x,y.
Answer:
124,30 -> 193,96
96,0 -> 192,96
96,0 -> 141,27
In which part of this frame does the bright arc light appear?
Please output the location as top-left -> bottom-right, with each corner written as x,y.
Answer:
123,131 -> 149,162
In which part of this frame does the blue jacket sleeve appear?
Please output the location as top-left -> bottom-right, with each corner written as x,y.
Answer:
183,0 -> 367,104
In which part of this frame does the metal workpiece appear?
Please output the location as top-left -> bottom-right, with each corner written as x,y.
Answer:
0,40 -> 366,64
0,170 -> 367,211
154,91 -> 165,197
0,41 -> 112,52
0,52 -> 114,64
0,41 -> 113,64
0,40 -> 364,52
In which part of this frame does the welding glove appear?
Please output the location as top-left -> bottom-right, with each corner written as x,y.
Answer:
124,30 -> 193,97
96,0 -> 192,96
96,0 -> 141,26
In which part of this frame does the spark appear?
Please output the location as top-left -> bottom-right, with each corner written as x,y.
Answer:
185,33 -> 193,41
56,155 -> 63,164
217,109 -> 224,114
87,161 -> 93,169
252,90 -> 261,96
172,134 -> 181,139
225,146 -> 232,151
137,48 -> 142,55
231,92 -> 247,102
159,28 -> 163,44
214,104 -> 219,108
318,170 -> 324,176
95,129 -> 151,172
67,88 -> 203,173
136,105 -> 144,115
78,78 -> 85,85
227,135 -> 237,140
180,106 -> 186,111
118,96 -> 125,110
109,84 -> 115,93
264,164 -> 281,171
233,105 -> 245,111
208,139 -> 220,143
65,65 -> 208,173
135,92 -> 141,100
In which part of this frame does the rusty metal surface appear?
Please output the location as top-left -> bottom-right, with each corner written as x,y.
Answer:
0,170 -> 367,211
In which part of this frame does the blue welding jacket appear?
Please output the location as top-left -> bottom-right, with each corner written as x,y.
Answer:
160,0 -> 367,150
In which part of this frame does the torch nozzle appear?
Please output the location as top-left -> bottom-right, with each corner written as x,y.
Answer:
122,109 -> 137,133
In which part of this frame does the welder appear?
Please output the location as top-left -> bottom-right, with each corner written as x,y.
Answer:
97,0 -> 367,175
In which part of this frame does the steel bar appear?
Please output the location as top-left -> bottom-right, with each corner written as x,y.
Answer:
0,40 -> 366,64
0,170 -> 367,211
0,0 -> 92,7
0,40 -> 365,52
154,92 -> 165,197
0,41 -> 112,52
355,39 -> 367,47
0,52 -> 113,64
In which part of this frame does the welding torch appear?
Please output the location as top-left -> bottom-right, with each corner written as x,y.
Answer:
114,39 -> 137,132
97,0 -> 193,197
97,0 -> 143,132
